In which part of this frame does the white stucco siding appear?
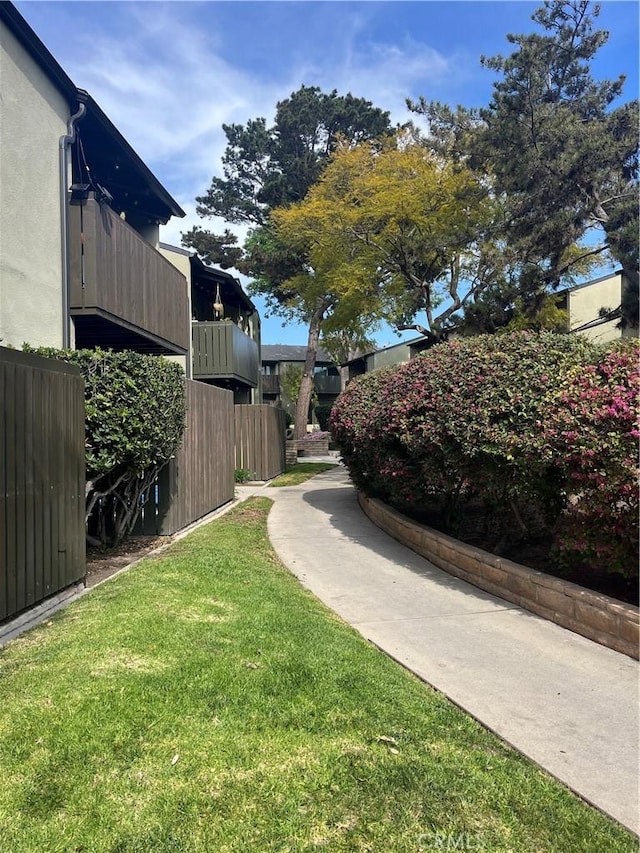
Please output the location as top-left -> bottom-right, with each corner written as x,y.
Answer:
0,23 -> 70,349
568,273 -> 623,344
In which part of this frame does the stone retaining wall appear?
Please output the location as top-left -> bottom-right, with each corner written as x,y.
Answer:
285,443 -> 298,467
287,439 -> 330,458
359,493 -> 639,660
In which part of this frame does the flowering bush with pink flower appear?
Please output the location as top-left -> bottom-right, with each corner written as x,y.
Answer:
303,431 -> 330,441
535,340 -> 639,575
331,331 -> 639,580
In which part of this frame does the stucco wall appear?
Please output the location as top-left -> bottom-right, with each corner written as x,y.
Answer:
159,245 -> 192,285
568,273 -> 623,344
159,245 -> 193,376
370,342 -> 411,371
0,23 -> 71,349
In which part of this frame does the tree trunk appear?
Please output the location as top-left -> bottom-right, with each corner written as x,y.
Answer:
294,305 -> 325,439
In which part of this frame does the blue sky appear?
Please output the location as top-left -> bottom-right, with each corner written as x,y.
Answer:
16,1 -> 639,347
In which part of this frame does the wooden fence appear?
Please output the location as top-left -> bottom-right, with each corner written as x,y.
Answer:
235,405 -> 287,481
136,380 -> 235,535
1,348 -> 86,622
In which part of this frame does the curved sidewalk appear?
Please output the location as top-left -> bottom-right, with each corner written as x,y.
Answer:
262,465 -> 639,834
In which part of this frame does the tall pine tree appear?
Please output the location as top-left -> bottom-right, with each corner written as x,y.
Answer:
410,1 -> 638,331
183,86 -> 392,437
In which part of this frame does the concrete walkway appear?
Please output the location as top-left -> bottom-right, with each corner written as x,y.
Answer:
253,464 -> 638,834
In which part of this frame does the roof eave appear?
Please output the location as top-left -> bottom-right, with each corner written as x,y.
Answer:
76,90 -> 185,222
190,255 -> 257,314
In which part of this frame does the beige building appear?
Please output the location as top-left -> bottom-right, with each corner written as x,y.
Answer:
0,6 -> 74,349
343,336 -> 431,382
558,270 -> 637,344
0,3 -> 189,358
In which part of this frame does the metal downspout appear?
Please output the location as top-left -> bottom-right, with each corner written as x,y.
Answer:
59,103 -> 86,349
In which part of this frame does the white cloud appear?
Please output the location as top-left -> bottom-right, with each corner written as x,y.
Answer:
317,37 -> 465,126
62,4 -> 466,192
69,10 -> 280,180
58,3 -> 467,255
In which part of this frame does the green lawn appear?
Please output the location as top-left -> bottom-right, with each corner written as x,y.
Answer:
270,462 -> 337,486
0,499 -> 634,852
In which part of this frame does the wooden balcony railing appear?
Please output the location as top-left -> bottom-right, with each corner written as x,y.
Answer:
68,197 -> 189,353
262,374 -> 281,394
313,374 -> 342,395
192,321 -> 259,387
261,373 -> 340,397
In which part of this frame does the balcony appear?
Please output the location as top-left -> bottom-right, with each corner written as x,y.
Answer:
68,197 -> 189,354
314,374 -> 342,395
192,321 -> 259,387
261,373 -> 340,397
262,374 -> 280,395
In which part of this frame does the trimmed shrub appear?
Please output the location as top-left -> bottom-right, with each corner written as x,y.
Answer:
314,403 -> 334,431
330,367 -> 405,502
334,333 -> 594,527
24,346 -> 186,547
535,340 -> 639,575
332,332 -> 638,579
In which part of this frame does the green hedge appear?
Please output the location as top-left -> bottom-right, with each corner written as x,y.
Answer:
24,346 -> 186,547
314,403 -> 334,432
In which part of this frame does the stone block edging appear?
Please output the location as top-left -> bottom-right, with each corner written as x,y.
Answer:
286,439 -> 330,457
358,492 -> 639,660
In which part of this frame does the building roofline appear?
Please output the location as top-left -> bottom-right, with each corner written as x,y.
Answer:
341,334 -> 428,367
261,344 -> 334,363
160,244 -> 256,311
189,254 -> 257,314
1,3 -> 185,221
559,268 -> 624,296
76,91 -> 185,220
159,241 -> 192,257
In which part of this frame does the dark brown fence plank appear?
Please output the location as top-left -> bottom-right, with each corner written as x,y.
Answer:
234,405 -> 286,481
134,391 -> 286,538
135,380 -> 235,537
1,348 -> 86,623
23,363 -> 35,606
4,362 -> 18,620
0,364 -> 5,619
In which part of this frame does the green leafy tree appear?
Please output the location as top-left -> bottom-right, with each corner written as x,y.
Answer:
279,364 -> 304,406
272,134 -> 496,344
479,1 -> 637,288
247,220 -> 383,436
184,86 -> 392,438
319,324 -> 377,366
184,86 -> 391,236
410,1 -> 639,331
320,322 -> 378,392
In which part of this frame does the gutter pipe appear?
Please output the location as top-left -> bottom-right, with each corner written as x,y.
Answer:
59,102 -> 86,349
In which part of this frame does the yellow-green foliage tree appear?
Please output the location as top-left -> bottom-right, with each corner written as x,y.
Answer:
272,133 -> 496,345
